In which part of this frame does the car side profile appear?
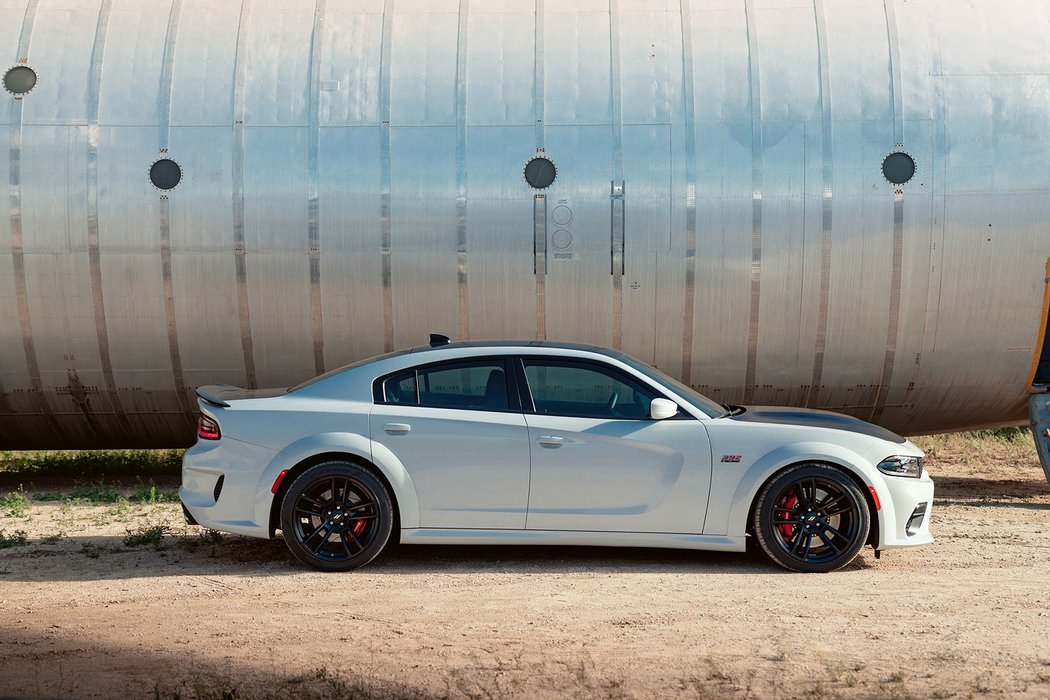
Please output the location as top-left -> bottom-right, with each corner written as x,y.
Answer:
180,337 -> 934,573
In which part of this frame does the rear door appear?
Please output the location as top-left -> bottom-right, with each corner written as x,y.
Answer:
519,357 -> 712,533
369,357 -> 531,529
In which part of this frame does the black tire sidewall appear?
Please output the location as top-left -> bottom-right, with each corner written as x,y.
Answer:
752,463 -> 871,573
280,460 -> 394,572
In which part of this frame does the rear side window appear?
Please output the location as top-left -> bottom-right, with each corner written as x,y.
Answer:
379,360 -> 512,411
522,359 -> 656,419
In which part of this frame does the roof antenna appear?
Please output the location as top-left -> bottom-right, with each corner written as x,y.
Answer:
429,333 -> 451,347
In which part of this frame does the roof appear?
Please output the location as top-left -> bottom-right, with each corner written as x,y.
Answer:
404,339 -> 623,357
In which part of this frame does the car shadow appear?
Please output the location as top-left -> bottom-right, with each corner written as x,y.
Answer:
0,534 -> 838,581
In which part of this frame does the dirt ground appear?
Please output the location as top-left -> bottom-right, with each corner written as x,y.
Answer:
1,434 -> 1049,699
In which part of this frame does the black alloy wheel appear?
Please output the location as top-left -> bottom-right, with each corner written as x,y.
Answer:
280,461 -> 393,571
752,463 -> 870,573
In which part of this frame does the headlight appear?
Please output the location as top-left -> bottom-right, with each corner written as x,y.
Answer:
876,455 -> 924,478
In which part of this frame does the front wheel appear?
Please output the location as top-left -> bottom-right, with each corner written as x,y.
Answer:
280,461 -> 393,572
752,463 -> 870,573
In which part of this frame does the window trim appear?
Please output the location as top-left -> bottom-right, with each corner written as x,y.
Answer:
372,356 -> 522,413
514,356 -> 686,421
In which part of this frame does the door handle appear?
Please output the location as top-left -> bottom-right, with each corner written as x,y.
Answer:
536,435 -> 564,447
384,423 -> 411,434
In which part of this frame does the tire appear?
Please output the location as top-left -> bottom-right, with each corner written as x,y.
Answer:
752,463 -> 870,573
280,460 -> 394,572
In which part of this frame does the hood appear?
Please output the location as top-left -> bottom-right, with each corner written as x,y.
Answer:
728,406 -> 906,444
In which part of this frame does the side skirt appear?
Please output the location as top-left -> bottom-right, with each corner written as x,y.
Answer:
399,528 -> 746,552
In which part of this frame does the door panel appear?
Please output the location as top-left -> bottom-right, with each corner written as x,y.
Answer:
370,405 -> 530,529
519,357 -> 712,533
524,415 -> 712,533
369,357 -> 529,529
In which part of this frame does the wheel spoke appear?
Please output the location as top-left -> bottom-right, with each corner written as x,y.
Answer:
773,518 -> 800,525
818,492 -> 848,511
311,525 -> 334,553
303,519 -> 329,543
802,531 -> 813,560
340,535 -> 353,557
300,495 -> 323,508
346,528 -> 365,552
815,528 -> 842,554
345,500 -> 375,513
823,505 -> 855,519
295,506 -> 321,518
822,521 -> 850,543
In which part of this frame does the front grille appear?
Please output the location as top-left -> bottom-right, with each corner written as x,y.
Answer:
213,474 -> 225,503
906,502 -> 928,536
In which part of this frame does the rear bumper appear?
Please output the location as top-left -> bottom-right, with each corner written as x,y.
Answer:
876,470 -> 935,549
179,436 -> 277,539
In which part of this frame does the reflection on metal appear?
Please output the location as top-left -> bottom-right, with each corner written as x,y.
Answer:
743,0 -> 762,405
379,0 -> 394,353
534,194 -> 547,340
1029,258 -> 1050,390
0,0 -> 1048,447
232,0 -> 257,389
872,0 -> 906,424
678,0 -> 697,387
8,0 -> 54,437
455,0 -> 470,341
808,0 -> 833,409
307,0 -> 327,375
86,0 -> 129,436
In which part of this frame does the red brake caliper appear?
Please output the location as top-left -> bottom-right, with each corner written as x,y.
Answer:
351,516 -> 368,536
777,493 -> 799,541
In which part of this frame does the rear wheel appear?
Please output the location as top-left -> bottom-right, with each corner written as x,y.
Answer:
752,463 -> 870,573
280,461 -> 393,572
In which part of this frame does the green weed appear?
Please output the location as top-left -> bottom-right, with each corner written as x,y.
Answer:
0,529 -> 29,548
39,532 -> 65,545
123,524 -> 170,549
1,488 -> 30,517
133,483 -> 180,504
68,480 -> 121,503
32,492 -> 63,502
0,449 -> 183,477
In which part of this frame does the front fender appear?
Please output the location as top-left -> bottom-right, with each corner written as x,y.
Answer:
253,432 -> 421,531
707,441 -> 882,539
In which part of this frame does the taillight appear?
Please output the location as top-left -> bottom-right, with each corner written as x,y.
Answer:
197,415 -> 221,440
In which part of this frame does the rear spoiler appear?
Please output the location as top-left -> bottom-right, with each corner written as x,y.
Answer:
195,385 -> 240,408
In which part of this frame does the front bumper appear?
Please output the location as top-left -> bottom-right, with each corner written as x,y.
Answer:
875,469 -> 934,548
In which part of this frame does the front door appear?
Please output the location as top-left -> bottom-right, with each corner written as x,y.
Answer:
519,358 -> 712,533
369,358 -> 530,529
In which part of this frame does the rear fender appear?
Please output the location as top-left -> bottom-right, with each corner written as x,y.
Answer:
254,432 -> 421,531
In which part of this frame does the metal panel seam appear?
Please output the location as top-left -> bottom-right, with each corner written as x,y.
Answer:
678,0 -> 697,386
86,0 -> 131,433
872,0 -> 905,423
742,0 -> 763,405
455,0 -> 470,341
308,0 -> 326,374
380,0 -> 394,352
609,0 -> 623,350
232,0 -> 257,388
157,0 -> 193,422
533,0 -> 545,339
8,0 -> 57,433
808,0 -> 833,408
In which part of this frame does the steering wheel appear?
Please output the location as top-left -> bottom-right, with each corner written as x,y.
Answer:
605,391 -> 619,413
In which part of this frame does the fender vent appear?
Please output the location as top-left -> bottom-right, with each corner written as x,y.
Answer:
213,474 -> 225,503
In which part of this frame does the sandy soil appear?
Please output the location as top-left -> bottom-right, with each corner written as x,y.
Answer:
1,436 -> 1049,699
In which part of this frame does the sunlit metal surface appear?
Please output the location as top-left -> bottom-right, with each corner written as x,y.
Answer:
1,0 -> 1048,448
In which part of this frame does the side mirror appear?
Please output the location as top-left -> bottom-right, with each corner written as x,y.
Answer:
650,398 -> 679,420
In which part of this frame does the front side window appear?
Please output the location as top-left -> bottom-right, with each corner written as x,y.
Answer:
380,360 -> 511,411
522,360 -> 657,419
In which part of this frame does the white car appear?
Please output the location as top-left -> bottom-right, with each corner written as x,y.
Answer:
180,337 -> 934,573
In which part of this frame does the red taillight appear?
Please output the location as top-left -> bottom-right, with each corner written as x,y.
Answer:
197,415 -> 221,440
271,469 -> 289,494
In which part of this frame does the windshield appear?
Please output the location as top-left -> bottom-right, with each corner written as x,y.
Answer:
617,354 -> 725,418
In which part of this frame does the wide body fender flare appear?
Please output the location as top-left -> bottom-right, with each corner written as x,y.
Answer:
253,432 -> 421,531
717,442 -> 885,540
